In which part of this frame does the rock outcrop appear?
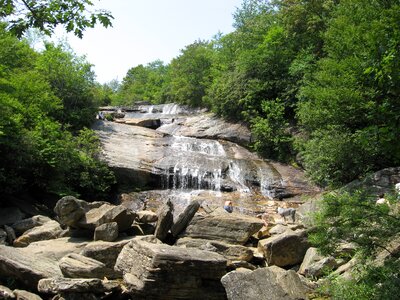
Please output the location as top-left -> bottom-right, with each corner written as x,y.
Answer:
115,237 -> 227,299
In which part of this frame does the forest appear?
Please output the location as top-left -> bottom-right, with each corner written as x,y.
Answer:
0,0 -> 399,299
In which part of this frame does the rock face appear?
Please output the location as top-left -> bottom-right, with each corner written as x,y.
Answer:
221,266 -> 311,300
92,109 -> 319,199
181,211 -> 264,245
114,237 -> 227,299
258,229 -> 310,267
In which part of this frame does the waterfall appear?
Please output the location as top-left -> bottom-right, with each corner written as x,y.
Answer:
148,105 -> 154,113
227,160 -> 250,193
162,103 -> 181,114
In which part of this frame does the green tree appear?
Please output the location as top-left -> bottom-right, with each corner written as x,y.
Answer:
167,40 -> 214,107
36,42 -> 98,131
297,0 -> 400,186
0,0 -> 113,38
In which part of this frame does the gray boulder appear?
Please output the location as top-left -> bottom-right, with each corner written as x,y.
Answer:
154,200 -> 173,241
115,237 -> 227,299
136,210 -> 158,223
25,237 -> 88,260
0,229 -> 7,245
13,220 -> 64,247
305,256 -> 337,278
11,215 -> 52,236
54,196 -> 86,227
3,225 -> 16,245
171,200 -> 200,237
181,211 -> 264,245
221,266 -> 311,300
94,222 -> 118,242
258,229 -> 310,267
298,247 -> 322,275
78,204 -> 136,231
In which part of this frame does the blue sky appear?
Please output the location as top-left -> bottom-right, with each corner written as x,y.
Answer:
53,0 -> 243,83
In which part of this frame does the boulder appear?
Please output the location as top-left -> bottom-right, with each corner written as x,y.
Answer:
136,210 -> 158,223
115,237 -> 227,299
0,285 -> 14,299
80,238 -> 133,277
176,237 -> 253,262
11,215 -> 52,236
221,266 -> 311,300
13,220 -> 64,247
181,211 -> 264,245
12,289 -> 42,300
154,200 -> 173,241
38,278 -> 120,294
78,204 -> 136,231
59,253 -> 111,279
298,247 -> 322,275
0,207 -> 25,226
171,200 -> 200,237
0,229 -> 7,245
258,229 -> 310,267
305,256 -> 337,278
94,222 -> 119,242
4,225 -> 16,245
124,118 -> 161,129
54,196 -> 86,227
0,245 -> 62,289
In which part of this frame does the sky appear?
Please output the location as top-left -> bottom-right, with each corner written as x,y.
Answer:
53,0 -> 243,83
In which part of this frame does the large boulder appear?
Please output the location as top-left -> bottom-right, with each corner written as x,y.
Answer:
114,237 -> 227,299
298,247 -> 322,275
0,245 -> 62,289
93,222 -> 119,242
221,266 -> 311,300
154,200 -> 173,241
258,229 -> 310,267
13,220 -> 64,247
180,211 -> 264,245
13,289 -> 42,300
171,200 -> 200,237
78,204 -> 136,231
54,196 -> 86,227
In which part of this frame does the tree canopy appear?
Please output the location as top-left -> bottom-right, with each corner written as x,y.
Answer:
0,0 -> 113,38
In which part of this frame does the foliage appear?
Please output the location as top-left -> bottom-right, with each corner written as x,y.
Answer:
310,190 -> 400,299
114,60 -> 168,105
0,0 -> 113,38
0,24 -> 114,201
166,40 -> 214,107
36,42 -> 98,131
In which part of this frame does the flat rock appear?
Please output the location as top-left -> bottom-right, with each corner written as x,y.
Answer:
59,253 -> 111,279
37,278 -> 120,294
136,210 -> 158,223
0,245 -> 62,289
12,289 -> 42,300
180,211 -> 264,245
176,237 -> 253,262
11,215 -> 52,236
13,220 -> 63,247
221,266 -> 311,300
